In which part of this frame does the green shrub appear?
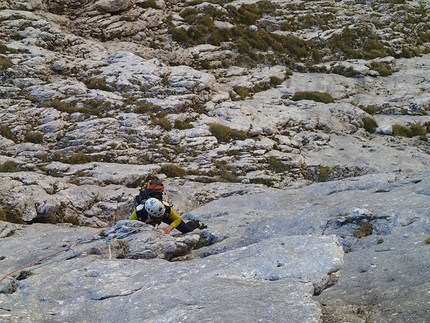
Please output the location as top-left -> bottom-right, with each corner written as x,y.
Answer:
152,116 -> 172,131
86,77 -> 111,91
392,124 -> 412,137
192,105 -> 208,115
409,123 -> 427,137
0,125 -> 18,143
45,99 -> 74,112
360,106 -> 377,115
170,27 -> 190,44
418,31 -> 430,43
370,61 -> 393,76
168,1 -> 318,67
232,86 -> 250,100
48,3 -> 65,14
86,98 -> 102,109
380,0 -> 405,3
269,76 -> 284,86
0,55 -> 13,69
275,34 -> 309,58
64,153 -> 93,164
0,161 -> 20,172
43,100 -> 100,116
0,42 -> 9,54
212,160 -> 238,182
363,39 -> 390,59
137,0 -> 158,9
326,27 -> 362,59
326,26 -> 393,60
362,117 -> 378,133
179,7 -> 199,23
308,64 -> 327,73
174,120 -> 194,130
135,102 -> 162,114
249,178 -> 274,186
234,38 -> 255,58
318,165 -> 334,182
266,156 -> 290,173
401,47 -> 414,58
160,164 -> 187,178
126,175 -> 149,188
10,32 -> 24,40
227,3 -> 260,25
24,131 -> 44,144
50,151 -> 64,162
252,82 -> 271,94
68,176 -> 81,186
209,123 -> 248,143
342,67 -> 361,77
332,65 -> 361,77
0,206 -> 25,224
292,91 -> 334,103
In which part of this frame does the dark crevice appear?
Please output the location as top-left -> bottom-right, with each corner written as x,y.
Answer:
93,286 -> 144,301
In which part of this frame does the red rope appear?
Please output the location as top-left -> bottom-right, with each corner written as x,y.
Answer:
0,229 -> 105,283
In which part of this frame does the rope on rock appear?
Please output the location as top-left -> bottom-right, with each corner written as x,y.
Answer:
0,229 -> 106,284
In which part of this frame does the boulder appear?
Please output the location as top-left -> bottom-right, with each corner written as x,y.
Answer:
94,0 -> 135,13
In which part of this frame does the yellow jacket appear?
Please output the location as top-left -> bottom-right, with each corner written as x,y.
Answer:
129,205 -> 182,228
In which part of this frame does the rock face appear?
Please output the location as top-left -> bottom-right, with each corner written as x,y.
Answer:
1,0 -> 430,322
1,171 -> 429,322
1,0 -> 430,226
0,221 -> 343,323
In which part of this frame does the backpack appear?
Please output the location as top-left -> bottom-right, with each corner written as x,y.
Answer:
127,179 -> 166,220
135,179 -> 164,205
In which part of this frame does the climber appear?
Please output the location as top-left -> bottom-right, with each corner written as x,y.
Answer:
129,197 -> 207,234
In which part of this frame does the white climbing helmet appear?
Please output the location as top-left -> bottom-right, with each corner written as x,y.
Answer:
144,197 -> 166,218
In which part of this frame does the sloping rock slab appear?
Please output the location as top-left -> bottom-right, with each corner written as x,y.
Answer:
0,224 -> 342,323
104,220 -> 201,260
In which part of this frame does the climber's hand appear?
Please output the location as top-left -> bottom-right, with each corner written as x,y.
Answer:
162,225 -> 174,234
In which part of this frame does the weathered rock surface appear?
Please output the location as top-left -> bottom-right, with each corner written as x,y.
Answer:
1,170 -> 429,322
0,220 -> 343,323
1,0 -> 430,322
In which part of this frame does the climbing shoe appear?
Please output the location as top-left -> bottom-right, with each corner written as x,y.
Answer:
198,221 -> 208,229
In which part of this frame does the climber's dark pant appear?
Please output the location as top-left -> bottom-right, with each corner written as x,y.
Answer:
162,218 -> 200,234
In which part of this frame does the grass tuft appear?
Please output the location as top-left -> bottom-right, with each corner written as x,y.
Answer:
0,206 -> 25,224
391,124 -> 412,137
160,164 -> 187,178
292,91 -> 334,104
318,165 -> 334,182
354,221 -> 373,238
362,117 -> 378,133
0,55 -> 13,69
266,156 -> 290,173
24,131 -> 44,144
370,61 -> 393,76
209,123 -> 248,143
0,161 -> 20,172
85,77 -> 111,91
0,125 -> 18,143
